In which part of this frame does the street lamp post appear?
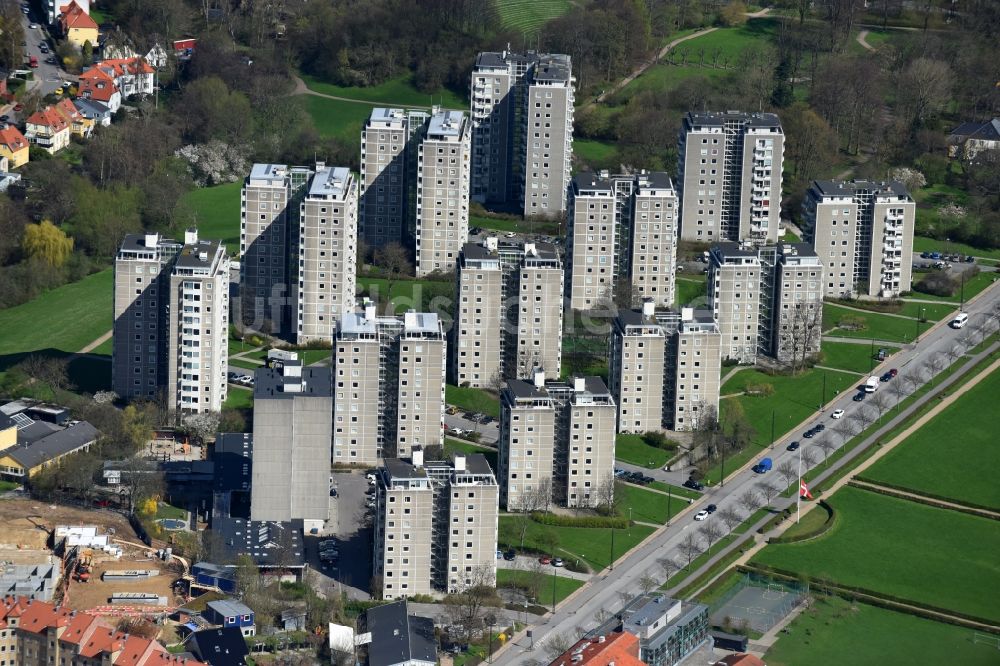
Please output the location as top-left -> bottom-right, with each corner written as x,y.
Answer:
821,372 -> 827,411
770,410 -> 776,448
551,569 -> 557,613
666,486 -> 673,526
915,306 -> 924,342
486,614 -> 497,664
609,527 -> 615,571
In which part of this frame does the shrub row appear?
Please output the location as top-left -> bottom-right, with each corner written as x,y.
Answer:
768,500 -> 836,544
530,512 -> 630,529
849,480 -> 1000,521
756,508 -> 792,534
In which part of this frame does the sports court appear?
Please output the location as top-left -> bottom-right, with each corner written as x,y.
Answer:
709,573 -> 809,634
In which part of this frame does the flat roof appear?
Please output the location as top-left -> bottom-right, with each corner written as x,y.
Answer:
711,242 -> 759,259
463,453 -> 494,476
213,433 -> 252,494
308,166 -> 352,199
253,366 -> 332,399
369,107 -> 407,124
339,312 -> 378,335
812,179 -> 910,198
685,111 -> 782,129
174,239 -> 224,269
461,243 -> 496,262
212,518 -> 305,568
119,233 -> 179,254
402,311 -> 441,334
573,172 -> 613,195
635,171 -> 674,191
426,110 -> 466,139
248,163 -> 288,181
533,53 -> 571,82
384,458 -> 428,481
506,379 -> 550,400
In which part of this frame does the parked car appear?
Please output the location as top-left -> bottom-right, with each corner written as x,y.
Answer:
614,468 -> 626,478
496,549 -> 503,559
950,313 -> 969,329
552,558 -> 564,567
752,458 -> 773,474
694,510 -> 710,521
888,368 -> 898,378
705,504 -> 717,514
683,478 -> 705,491
814,424 -> 826,432
965,255 -> 975,263
803,429 -> 815,439
538,556 -> 552,565
831,409 -> 845,419
786,441 -> 800,451
853,392 -> 866,402
503,549 -> 516,561
920,251 -> 930,258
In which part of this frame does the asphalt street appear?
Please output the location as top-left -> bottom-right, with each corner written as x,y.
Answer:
494,279 -> 1000,666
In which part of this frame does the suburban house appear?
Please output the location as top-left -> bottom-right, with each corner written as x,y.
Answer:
203,599 -> 256,637
94,57 -> 155,97
54,97 -> 93,137
74,96 -> 113,126
25,105 -> 71,154
185,627 -> 249,666
77,67 -> 122,113
948,118 -> 1000,160
0,401 -> 99,481
0,124 -> 29,167
59,0 -> 98,49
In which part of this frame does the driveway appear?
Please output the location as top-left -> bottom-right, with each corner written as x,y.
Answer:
445,413 -> 499,443
306,471 -> 373,600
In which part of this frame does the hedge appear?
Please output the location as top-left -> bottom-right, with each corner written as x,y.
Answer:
529,512 -> 630,529
852,478 -> 1000,517
768,500 -> 837,544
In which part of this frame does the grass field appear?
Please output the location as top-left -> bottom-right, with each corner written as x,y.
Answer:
766,596 -> 1000,666
896,300 -> 957,321
495,568 -> 584,605
494,0 -> 573,35
0,270 -> 112,356
91,337 -> 113,356
909,269 -> 997,303
752,486 -> 1000,622
819,341 -> 898,374
180,182 -> 241,253
573,139 -> 619,169
913,234 -> 1000,261
303,95 -> 375,141
861,366 -> 1000,509
675,276 -> 708,307
823,303 -> 919,343
223,387 -> 254,409
498,516 -> 655,572
356,277 -> 453,315
616,483 -> 675,524
615,434 -> 672,469
301,73 -> 465,109
445,384 -> 500,418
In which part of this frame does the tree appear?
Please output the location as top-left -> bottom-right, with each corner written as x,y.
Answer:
22,221 -> 73,268
801,447 -> 818,470
927,352 -> 948,376
888,378 -> 909,409
698,522 -> 724,556
372,242 -> 413,313
178,76 -> 253,144
717,507 -> 742,533
815,436 -> 837,465
658,556 -> 683,581
869,392 -> 891,422
594,474 -> 619,515
182,411 -> 220,444
737,488 -> 762,514
120,456 -> 164,514
776,460 -> 798,488
851,404 -> 876,433
781,102 -> 839,186
759,482 -> 780,508
896,58 -> 953,127
720,1 -> 748,26
638,572 -> 659,595
678,533 -> 703,570
443,564 -> 499,643
543,634 -> 574,661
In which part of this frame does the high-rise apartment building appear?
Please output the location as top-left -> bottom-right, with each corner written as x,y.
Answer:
166,232 -> 230,415
113,232 -> 180,403
498,372 -> 616,510
359,108 -> 429,248
250,360 -> 332,532
415,110 -> 471,277
114,229 -> 229,415
295,165 -> 358,343
677,112 -> 784,244
609,304 -> 722,432
451,239 -> 564,387
470,51 -> 574,217
374,450 -> 498,599
708,242 -> 825,365
333,308 -> 446,465
803,179 -> 915,298
240,163 -> 312,335
566,171 -> 679,311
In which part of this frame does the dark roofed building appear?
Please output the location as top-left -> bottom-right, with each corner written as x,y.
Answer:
948,118 -> 1000,160
212,432 -> 252,519
361,600 -> 437,666
186,627 -> 249,666
211,517 -> 306,576
0,399 -> 98,480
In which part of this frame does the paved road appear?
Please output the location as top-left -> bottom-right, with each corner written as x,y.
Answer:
445,413 -> 499,443
494,280 -> 1000,665
19,7 -> 66,99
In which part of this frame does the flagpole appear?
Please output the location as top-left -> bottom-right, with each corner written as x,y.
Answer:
796,445 -> 801,524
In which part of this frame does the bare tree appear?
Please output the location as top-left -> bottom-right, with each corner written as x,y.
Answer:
901,372 -> 922,396
944,343 -> 963,365
442,564 -> 500,644
658,556 -> 683,581
698,522 -> 725,556
678,533 -> 703,570
716,507 -> 743,533
737,488 -> 762,515
833,419 -> 856,443
638,572 -> 659,595
593,607 -> 611,626
759,482 -> 780,508
543,634 -> 574,661
815,436 -> 837,465
888,378 -> 909,408
915,362 -> 933,384
869,392 -> 891,422
927,352 -> 948,376
594,474 -> 619,515
801,447 -> 818,470
850,404 -> 876,433
776,460 -> 799,488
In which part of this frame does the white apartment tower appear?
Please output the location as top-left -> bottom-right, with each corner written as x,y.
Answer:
451,242 -> 503,388
563,377 -> 617,508
166,230 -> 230,415
803,180 -> 915,298
774,244 -> 825,364
677,112 -> 784,244
240,163 -> 312,335
707,243 -> 762,364
498,375 -> 556,511
627,172 -> 679,309
470,51 -> 574,217
295,165 -> 358,343
374,451 -> 498,600
415,109 -> 471,276
566,173 -> 616,310
333,307 -> 446,465
608,303 -> 667,434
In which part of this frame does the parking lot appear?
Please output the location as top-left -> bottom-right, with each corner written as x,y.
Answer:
305,471 -> 373,600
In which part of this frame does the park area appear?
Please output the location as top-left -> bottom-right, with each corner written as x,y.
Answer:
495,568 -> 583,606
823,303 -> 920,344
860,366 -> 1000,510
752,486 -> 1000,623
498,515 -> 654,573
765,596 -> 1000,666
819,341 -> 898,375
615,433 -> 674,469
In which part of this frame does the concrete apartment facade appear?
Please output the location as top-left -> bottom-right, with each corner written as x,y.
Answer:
451,239 -> 563,387
609,304 -> 667,434
566,173 -> 616,310
333,308 -> 446,465
241,163 -> 312,335
250,362 -> 332,532
677,111 -> 783,244
415,110 -> 471,276
360,108 -> 416,248
628,172 -> 679,308
707,244 -> 762,364
113,232 -> 180,403
773,244 -> 824,364
166,231 -> 230,415
470,51 -> 574,217
295,165 -> 358,343
499,372 -> 617,509
375,451 -> 498,599
803,179 -> 915,298
670,310 -> 722,431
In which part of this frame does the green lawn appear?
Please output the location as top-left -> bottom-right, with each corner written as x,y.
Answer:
896,300 -> 957,321
179,182 -> 242,254
574,139 -> 619,169
0,480 -> 20,492
913,234 -> 1000,261
616,483 -> 676,524
675,276 -> 708,307
444,438 -> 493,456
303,95 -> 376,141
300,73 -> 465,109
752,486 -> 1000,622
155,502 -> 187,521
356,277 -> 453,316
445,384 -> 500,418
91,337 -> 113,356
0,270 -> 112,356
615,434 -> 672,469
909,270 -> 998,303
495,568 -> 584,605
494,0 -> 573,35
861,366 -> 1000,509
766,596 -> 1000,666
499,516 -> 655,572
647,481 -> 702,501
228,358 -> 263,370
820,341 -> 898,374
299,349 -> 331,365
223,387 -> 254,409
823,303 -> 921,343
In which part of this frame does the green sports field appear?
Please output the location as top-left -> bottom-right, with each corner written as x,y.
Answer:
752,486 -> 1000,622
861,366 -> 1000,509
494,0 -> 573,35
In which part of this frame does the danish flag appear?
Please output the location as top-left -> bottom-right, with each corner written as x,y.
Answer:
800,480 -> 813,500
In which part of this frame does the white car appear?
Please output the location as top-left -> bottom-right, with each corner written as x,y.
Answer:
831,409 -> 845,419
29,23 -> 38,29
693,510 -> 710,521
